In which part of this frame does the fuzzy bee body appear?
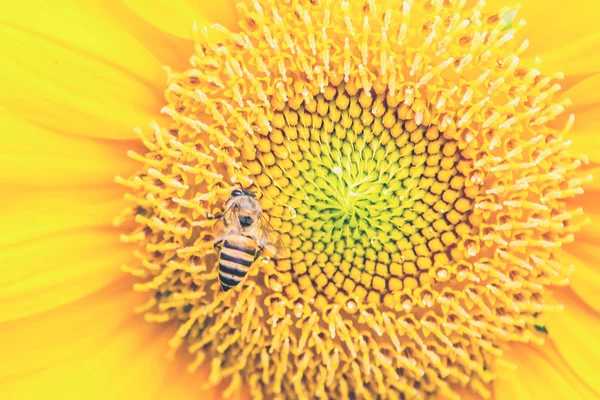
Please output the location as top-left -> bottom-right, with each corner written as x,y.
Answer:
209,189 -> 289,292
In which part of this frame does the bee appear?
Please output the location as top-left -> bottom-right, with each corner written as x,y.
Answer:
208,188 -> 290,291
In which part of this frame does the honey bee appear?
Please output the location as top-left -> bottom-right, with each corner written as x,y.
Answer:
208,189 -> 290,291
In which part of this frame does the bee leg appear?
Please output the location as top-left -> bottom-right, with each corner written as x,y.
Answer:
214,239 -> 223,251
206,212 -> 223,220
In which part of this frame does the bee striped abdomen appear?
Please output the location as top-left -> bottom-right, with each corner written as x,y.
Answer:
218,235 -> 258,291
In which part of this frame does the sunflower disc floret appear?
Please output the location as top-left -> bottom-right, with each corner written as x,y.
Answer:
116,0 -> 589,399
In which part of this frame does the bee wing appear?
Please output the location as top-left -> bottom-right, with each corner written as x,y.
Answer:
257,215 -> 291,259
211,206 -> 239,245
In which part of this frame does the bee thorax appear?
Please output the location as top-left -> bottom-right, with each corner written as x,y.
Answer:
238,215 -> 254,227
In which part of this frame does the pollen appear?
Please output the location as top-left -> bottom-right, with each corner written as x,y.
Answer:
115,0 -> 589,399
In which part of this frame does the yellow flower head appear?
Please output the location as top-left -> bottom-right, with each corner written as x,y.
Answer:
4,0 -> 600,399
115,0 -> 591,398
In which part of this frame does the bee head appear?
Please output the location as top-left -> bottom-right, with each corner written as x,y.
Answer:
231,188 -> 256,198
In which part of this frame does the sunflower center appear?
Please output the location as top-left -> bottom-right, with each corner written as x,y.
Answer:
116,0 -> 589,399
249,83 -> 474,308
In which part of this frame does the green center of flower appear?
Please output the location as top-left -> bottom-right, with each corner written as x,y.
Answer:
251,83 -> 473,308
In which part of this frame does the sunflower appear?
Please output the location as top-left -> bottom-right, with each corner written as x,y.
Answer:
1,0 -> 599,399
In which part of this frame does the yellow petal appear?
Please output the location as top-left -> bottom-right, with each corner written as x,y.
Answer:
517,0 -> 600,60
492,353 -> 533,400
563,73 -> 600,110
560,185 -> 600,314
0,280 -> 137,378
0,1 -> 164,139
0,108 -> 139,186
187,0 -> 239,32
546,289 -> 600,397
123,0 -> 238,40
484,0 -> 600,76
151,353 -> 250,400
567,121 -> 600,164
0,280 -> 221,399
581,167 -> 600,192
563,74 -> 600,162
573,191 -> 600,242
75,0 -> 192,71
565,181 -> 600,261
529,32 -> 600,77
558,244 -> 600,314
566,140 -> 600,165
494,341 -> 598,400
0,228 -> 132,322
555,72 -> 598,155
0,186 -> 126,248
